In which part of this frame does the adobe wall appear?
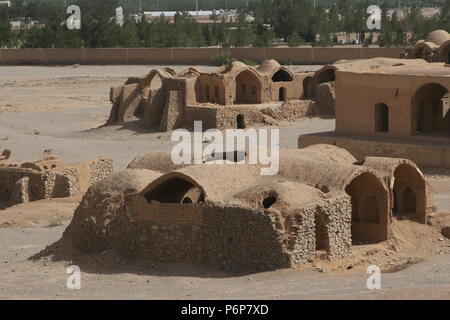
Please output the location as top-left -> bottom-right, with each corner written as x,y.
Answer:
0,47 -> 403,65
79,191 -> 351,271
299,132 -> 450,168
184,106 -> 218,130
60,158 -> 113,195
0,167 -> 56,203
211,101 -> 313,129
335,71 -> 450,138
143,88 -> 167,128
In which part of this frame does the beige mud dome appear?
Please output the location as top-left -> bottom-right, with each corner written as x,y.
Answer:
404,29 -> 450,64
107,60 -> 328,131
61,145 -> 434,272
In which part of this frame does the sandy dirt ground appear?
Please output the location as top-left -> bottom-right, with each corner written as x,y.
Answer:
0,65 -> 449,300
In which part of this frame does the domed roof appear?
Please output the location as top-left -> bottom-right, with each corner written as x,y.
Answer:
425,30 -> 450,46
216,61 -> 248,74
94,169 -> 161,194
257,59 -> 281,73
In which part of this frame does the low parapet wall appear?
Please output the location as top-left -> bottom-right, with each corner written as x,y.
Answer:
0,47 -> 403,65
299,132 -> 450,168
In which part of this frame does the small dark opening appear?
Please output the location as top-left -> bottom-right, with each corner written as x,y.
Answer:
279,87 -> 286,101
182,197 -> 193,204
375,103 -> 389,132
145,178 -> 204,204
262,196 -> 277,209
315,212 -> 330,251
206,86 -> 210,101
237,114 -> 245,129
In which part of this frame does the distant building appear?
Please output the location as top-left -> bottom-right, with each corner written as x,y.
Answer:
10,19 -> 41,30
387,7 -> 440,20
142,9 -> 253,24
0,1 -> 11,7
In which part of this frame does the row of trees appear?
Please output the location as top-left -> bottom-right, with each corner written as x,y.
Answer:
0,0 -> 450,48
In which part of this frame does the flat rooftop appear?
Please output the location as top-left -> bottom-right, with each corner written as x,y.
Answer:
339,64 -> 450,77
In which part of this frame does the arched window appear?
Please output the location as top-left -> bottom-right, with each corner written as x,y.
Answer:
345,172 -> 388,244
412,83 -> 449,134
272,69 -> 293,82
235,69 -> 262,104
375,103 -> 389,132
144,178 -> 204,204
392,164 -> 426,222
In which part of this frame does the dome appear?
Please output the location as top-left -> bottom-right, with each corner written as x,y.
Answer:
93,169 -> 161,194
257,59 -> 281,73
425,30 -> 450,46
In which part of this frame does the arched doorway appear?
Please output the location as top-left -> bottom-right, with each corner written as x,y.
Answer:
279,87 -> 286,101
374,103 -> 389,132
392,164 -> 425,222
412,83 -> 450,134
235,69 -> 262,104
345,172 -> 389,244
237,114 -> 246,129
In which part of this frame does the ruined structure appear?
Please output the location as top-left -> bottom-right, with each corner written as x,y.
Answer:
62,145 -> 433,271
304,57 -> 432,115
108,60 -> 318,131
0,150 -> 113,206
300,59 -> 450,168
405,29 -> 450,63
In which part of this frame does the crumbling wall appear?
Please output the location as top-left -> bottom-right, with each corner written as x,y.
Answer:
142,88 -> 166,128
314,82 -> 336,115
183,106 -> 218,130
108,82 -> 143,123
160,90 -> 184,131
0,157 -> 113,207
64,169 -> 161,253
0,167 -> 60,204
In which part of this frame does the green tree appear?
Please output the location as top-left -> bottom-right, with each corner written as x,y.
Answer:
287,31 -> 304,47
